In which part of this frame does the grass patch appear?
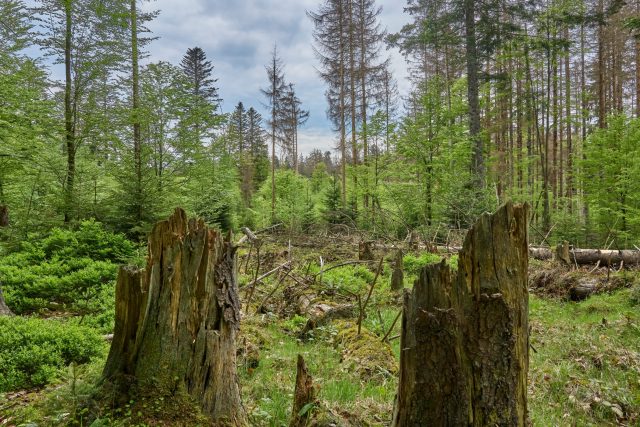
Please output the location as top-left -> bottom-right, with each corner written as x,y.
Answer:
529,289 -> 640,425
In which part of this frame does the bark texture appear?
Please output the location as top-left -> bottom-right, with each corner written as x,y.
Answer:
102,208 -> 247,425
529,246 -> 640,265
390,249 -> 404,291
289,354 -> 316,427
392,202 -> 529,426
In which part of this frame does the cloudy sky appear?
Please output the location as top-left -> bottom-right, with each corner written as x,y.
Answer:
141,0 -> 411,156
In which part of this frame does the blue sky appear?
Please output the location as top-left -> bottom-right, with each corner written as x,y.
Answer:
141,0 -> 410,155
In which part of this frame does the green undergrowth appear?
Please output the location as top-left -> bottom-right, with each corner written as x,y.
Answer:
0,220 -> 139,319
2,256 -> 638,426
529,288 -> 640,425
0,316 -> 107,393
239,314 -> 400,426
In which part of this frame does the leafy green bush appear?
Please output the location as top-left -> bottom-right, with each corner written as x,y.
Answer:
402,252 -> 442,276
0,316 -> 106,392
321,265 -> 375,295
0,220 -> 136,315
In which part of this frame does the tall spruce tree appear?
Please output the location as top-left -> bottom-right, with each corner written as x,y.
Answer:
180,47 -> 221,155
261,46 -> 286,221
279,83 -> 309,173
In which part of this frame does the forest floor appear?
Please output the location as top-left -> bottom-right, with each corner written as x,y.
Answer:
1,234 -> 639,426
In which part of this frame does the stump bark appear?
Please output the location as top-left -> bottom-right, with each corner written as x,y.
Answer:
101,208 -> 247,426
358,241 -> 374,261
390,249 -> 404,291
391,202 -> 529,426
289,354 -> 316,427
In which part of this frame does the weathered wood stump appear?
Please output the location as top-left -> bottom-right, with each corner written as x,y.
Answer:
391,202 -> 529,426
390,249 -> 404,291
0,285 -> 14,316
289,355 -> 316,427
101,208 -> 247,426
358,241 -> 374,261
555,240 -> 571,264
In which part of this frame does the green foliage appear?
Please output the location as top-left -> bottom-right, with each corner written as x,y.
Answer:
254,169 -> 322,232
320,265 -> 375,295
0,221 -> 135,315
0,316 -> 105,392
581,114 -> 640,246
322,176 -> 354,226
402,252 -> 444,276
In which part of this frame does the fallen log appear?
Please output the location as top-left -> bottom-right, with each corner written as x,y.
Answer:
511,246 -> 639,265
529,247 -> 553,260
300,303 -> 355,337
569,249 -> 640,266
569,279 -> 598,301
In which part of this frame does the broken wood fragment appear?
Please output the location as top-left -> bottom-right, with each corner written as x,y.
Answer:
390,249 -> 404,291
289,355 -> 317,427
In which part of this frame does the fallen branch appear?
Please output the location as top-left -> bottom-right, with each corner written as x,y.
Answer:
256,267 -> 293,314
313,260 -> 370,278
381,310 -> 402,343
357,257 -> 384,335
241,261 -> 291,290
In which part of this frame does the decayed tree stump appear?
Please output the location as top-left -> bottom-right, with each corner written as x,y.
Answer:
0,285 -> 14,316
358,241 -> 374,261
390,249 -> 404,291
289,354 -> 316,427
392,202 -> 529,426
101,208 -> 247,426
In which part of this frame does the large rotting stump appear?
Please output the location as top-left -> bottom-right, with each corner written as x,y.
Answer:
391,202 -> 529,426
101,208 -> 247,426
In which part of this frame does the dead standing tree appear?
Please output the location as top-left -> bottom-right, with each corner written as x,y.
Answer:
101,208 -> 247,426
392,202 -> 529,426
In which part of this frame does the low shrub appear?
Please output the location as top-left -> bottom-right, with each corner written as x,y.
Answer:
0,220 -> 137,315
402,252 -> 442,276
0,316 -> 106,392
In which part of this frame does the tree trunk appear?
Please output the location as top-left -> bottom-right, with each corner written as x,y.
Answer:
64,0 -> 75,223
465,0 -> 484,188
0,205 -> 8,227
130,0 -> 142,224
289,355 -> 316,427
101,208 -> 247,425
392,202 -> 529,426
0,285 -> 14,316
